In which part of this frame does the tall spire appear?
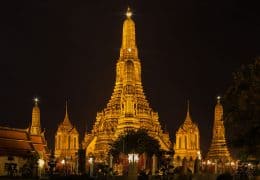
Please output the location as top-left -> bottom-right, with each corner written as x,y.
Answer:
120,7 -> 138,59
186,100 -> 190,117
30,97 -> 41,135
184,100 -> 192,123
207,96 -> 231,161
62,100 -> 72,127
65,100 -> 69,120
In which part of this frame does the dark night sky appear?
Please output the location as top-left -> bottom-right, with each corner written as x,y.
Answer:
0,0 -> 259,155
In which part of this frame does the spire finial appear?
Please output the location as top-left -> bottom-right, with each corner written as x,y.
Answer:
65,100 -> 68,118
126,6 -> 132,18
62,99 -> 72,127
185,100 -> 192,122
33,97 -> 39,106
217,96 -> 221,103
31,97 -> 41,135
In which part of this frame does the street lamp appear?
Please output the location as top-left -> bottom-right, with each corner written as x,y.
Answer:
197,151 -> 201,160
89,156 -> 94,177
206,160 -> 212,173
61,159 -> 66,175
38,159 -> 45,177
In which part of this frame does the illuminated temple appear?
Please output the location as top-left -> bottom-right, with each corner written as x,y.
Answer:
54,102 -> 79,171
0,99 -> 49,176
82,8 -> 171,161
207,97 -> 232,162
174,101 -> 200,167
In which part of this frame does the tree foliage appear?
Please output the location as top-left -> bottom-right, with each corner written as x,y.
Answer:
223,58 -> 260,160
109,129 -> 161,158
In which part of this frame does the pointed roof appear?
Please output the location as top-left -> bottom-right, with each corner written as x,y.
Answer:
56,101 -> 79,135
70,127 -> 79,134
184,100 -> 192,124
61,101 -> 72,128
178,100 -> 199,132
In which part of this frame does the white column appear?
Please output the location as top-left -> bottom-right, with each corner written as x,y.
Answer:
89,157 -> 94,177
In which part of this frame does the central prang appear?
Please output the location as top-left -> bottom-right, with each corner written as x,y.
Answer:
82,7 -> 171,162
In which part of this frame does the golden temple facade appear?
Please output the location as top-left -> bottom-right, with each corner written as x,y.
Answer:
54,102 -> 79,170
174,101 -> 200,166
207,97 -> 231,162
82,8 -> 171,161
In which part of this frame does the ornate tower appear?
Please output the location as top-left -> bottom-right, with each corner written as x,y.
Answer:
174,101 -> 200,166
28,98 -> 49,164
83,8 -> 171,161
30,98 -> 41,135
55,102 -> 79,169
207,97 -> 231,161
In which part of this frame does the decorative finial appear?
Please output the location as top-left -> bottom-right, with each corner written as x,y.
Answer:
65,100 -> 68,117
217,96 -> 221,103
62,99 -> 72,127
126,7 -> 132,18
186,99 -> 191,119
33,97 -> 39,106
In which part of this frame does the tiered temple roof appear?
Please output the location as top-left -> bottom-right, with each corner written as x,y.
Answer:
0,127 -> 35,156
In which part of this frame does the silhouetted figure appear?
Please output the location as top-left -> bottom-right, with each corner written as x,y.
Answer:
194,157 -> 200,174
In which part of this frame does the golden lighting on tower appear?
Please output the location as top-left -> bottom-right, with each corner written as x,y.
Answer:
82,7 -> 171,162
207,97 -> 232,162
